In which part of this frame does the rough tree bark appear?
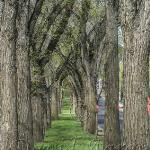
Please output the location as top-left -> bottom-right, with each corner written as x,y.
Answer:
0,1 -> 34,149
51,82 -> 59,120
32,94 -> 44,142
83,75 -> 97,134
68,71 -> 85,127
0,1 -> 18,149
0,0 -> 4,144
40,69 -> 49,131
120,0 -> 150,149
57,83 -> 61,114
17,1 -> 33,149
0,0 -> 4,29
104,0 -> 121,149
80,0 -> 97,134
43,96 -> 48,131
47,87 -> 51,128
31,64 -> 50,142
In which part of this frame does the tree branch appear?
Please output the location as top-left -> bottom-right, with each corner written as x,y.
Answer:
28,0 -> 45,39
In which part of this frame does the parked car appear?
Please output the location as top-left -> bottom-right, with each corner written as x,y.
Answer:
97,96 -> 123,130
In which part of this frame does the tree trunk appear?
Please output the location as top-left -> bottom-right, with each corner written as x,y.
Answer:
104,39 -> 120,150
31,64 -> 50,142
0,1 -> 18,149
0,0 -> 4,28
72,92 -> 76,113
76,97 -> 84,127
17,2 -> 33,149
104,0 -> 121,149
0,0 -> 3,142
43,97 -> 48,131
47,87 -> 51,127
51,83 -> 59,120
121,1 -> 150,149
57,84 -> 62,114
32,94 -> 44,142
84,77 -> 96,134
0,1 -> 34,149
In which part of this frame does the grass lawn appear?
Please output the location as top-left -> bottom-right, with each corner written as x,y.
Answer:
34,108 -> 103,150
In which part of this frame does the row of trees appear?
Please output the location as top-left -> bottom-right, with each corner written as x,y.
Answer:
0,0 -> 150,150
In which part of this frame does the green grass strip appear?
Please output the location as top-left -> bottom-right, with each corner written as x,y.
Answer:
34,109 -> 103,150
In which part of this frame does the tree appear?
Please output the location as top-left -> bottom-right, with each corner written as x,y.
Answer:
17,1 -> 33,149
0,1 -> 19,149
104,0 -> 121,149
120,0 -> 150,149
32,93 -> 44,142
79,0 -> 106,134
0,0 -> 4,144
0,0 -> 3,29
51,82 -> 59,120
0,1 -> 33,149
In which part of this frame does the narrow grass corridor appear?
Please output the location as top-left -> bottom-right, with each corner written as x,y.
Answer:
34,108 -> 103,150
